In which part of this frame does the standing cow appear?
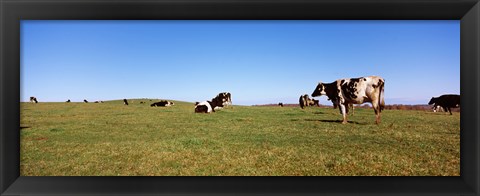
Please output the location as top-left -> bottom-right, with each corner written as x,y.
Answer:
312,76 -> 385,124
428,94 -> 460,115
123,99 -> 129,105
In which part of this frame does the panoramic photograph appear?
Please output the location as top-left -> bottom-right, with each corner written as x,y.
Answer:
20,20 -> 460,176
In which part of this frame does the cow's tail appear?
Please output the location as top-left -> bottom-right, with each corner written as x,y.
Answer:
378,78 -> 385,111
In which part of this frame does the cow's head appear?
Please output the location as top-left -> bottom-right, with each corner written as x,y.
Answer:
311,82 -> 326,97
428,97 -> 437,105
216,93 -> 229,106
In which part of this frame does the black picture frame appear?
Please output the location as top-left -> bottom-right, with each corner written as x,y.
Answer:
1,0 -> 479,195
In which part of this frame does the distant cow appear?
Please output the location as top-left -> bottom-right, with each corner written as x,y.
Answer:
123,99 -> 129,105
84,99 -> 89,103
66,99 -> 71,103
299,94 -> 319,109
428,94 -> 460,115
312,76 -> 385,124
30,97 -> 38,103
279,102 -> 284,107
150,100 -> 174,107
309,99 -> 320,107
195,94 -> 227,113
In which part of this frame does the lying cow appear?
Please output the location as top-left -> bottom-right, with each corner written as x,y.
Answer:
309,99 -> 320,107
84,99 -> 89,103
195,94 -> 227,113
279,102 -> 284,107
213,92 -> 232,110
299,94 -> 319,109
214,92 -> 232,110
66,99 -> 71,103
151,100 -> 174,107
222,92 -> 232,107
312,76 -> 385,124
428,94 -> 460,115
30,96 -> 38,103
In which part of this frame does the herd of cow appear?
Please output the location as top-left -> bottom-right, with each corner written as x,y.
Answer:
28,75 -> 460,124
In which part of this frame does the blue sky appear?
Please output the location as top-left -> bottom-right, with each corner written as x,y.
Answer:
21,20 -> 459,106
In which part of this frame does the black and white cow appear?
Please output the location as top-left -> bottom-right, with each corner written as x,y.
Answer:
299,95 -> 306,109
212,92 -> 232,110
224,92 -> 232,106
299,94 -> 319,109
312,76 -> 385,124
428,94 -> 460,115
214,92 -> 232,110
278,102 -> 284,107
150,100 -> 174,107
195,94 -> 227,113
309,99 -> 320,107
66,99 -> 71,103
30,96 -> 38,103
84,99 -> 89,103
123,99 -> 129,105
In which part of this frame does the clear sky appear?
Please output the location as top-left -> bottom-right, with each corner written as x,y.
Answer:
21,20 -> 460,106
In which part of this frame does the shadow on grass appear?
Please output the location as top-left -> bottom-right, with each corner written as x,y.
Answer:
20,126 -> 30,129
304,119 -> 367,125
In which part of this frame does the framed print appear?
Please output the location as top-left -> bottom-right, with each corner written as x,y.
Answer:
1,0 -> 479,195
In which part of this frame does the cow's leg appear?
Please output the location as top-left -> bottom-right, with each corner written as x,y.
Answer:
372,101 -> 381,124
448,107 -> 452,115
350,104 -> 354,116
442,106 -> 448,114
339,104 -> 348,124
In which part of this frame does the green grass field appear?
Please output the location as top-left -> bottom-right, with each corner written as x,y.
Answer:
20,99 -> 460,176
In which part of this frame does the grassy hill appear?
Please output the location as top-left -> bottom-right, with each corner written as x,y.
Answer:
20,99 -> 460,176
